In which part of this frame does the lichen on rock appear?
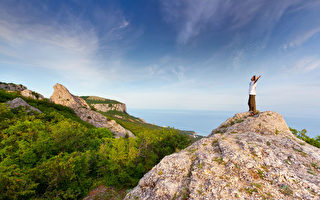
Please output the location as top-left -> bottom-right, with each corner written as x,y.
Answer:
125,111 -> 320,200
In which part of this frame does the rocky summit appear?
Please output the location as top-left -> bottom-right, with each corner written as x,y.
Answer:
0,82 -> 44,100
0,82 -> 27,91
50,83 -> 90,110
50,83 -> 135,138
125,111 -> 320,200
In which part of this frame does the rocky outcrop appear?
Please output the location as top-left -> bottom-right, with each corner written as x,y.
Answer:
20,89 -> 44,100
50,83 -> 90,109
91,103 -> 127,113
50,83 -> 134,138
6,98 -> 41,113
0,82 -> 27,91
138,118 -> 146,123
0,82 -> 44,100
125,111 -> 320,200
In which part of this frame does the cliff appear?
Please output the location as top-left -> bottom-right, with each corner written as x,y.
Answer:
50,83 -> 135,138
81,96 -> 127,113
125,111 -> 320,200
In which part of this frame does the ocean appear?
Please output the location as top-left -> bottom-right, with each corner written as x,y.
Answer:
129,109 -> 319,138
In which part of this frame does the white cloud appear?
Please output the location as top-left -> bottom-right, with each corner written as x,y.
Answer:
0,3 -> 135,85
292,57 -> 320,72
119,19 -> 129,29
283,27 -> 320,49
160,0 -> 307,44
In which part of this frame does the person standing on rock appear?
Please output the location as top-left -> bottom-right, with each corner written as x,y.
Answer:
248,75 -> 261,115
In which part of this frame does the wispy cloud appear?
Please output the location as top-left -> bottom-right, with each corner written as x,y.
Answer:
160,0 -> 313,44
144,56 -> 189,83
0,1 -> 132,84
283,27 -> 320,49
292,57 -> 320,73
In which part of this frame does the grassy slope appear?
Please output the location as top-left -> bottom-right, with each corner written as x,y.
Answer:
82,97 -> 201,139
81,96 -> 123,105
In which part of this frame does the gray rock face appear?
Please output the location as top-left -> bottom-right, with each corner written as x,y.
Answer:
50,83 -> 134,138
0,82 -> 45,100
0,82 -> 27,91
6,98 -> 41,113
20,89 -> 44,100
125,111 -> 320,200
92,103 -> 127,113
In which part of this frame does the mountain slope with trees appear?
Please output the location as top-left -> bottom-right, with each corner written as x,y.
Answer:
0,82 -> 195,200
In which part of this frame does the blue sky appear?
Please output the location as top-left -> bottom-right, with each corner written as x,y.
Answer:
1,0 -> 320,117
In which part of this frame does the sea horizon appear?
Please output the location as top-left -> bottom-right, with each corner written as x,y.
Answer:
129,108 -> 319,138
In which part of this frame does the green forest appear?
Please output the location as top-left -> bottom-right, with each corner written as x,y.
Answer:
0,90 -> 194,200
1,88 -> 319,200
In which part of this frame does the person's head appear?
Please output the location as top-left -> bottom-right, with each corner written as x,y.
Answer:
251,75 -> 256,81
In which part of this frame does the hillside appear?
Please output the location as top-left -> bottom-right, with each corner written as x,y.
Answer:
81,96 -> 128,114
81,95 -> 199,139
0,82 -> 196,200
126,111 -> 320,200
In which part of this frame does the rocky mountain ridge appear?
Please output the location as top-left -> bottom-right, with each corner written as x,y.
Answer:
81,96 -> 127,113
0,82 -> 44,100
50,83 -> 134,138
125,111 -> 320,200
91,103 -> 127,113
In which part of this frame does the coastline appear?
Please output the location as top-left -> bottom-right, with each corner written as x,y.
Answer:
129,109 -> 319,138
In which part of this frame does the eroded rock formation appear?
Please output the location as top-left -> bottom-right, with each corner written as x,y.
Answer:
125,111 -> 320,200
50,83 -> 134,138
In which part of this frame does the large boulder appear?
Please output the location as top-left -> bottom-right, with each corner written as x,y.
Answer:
20,89 -> 44,100
6,97 -> 41,113
125,111 -> 320,200
50,83 -> 134,138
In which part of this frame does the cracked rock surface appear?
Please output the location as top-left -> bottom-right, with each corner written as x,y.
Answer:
125,111 -> 320,200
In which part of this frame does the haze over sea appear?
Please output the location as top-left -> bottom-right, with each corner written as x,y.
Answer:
130,109 -> 319,138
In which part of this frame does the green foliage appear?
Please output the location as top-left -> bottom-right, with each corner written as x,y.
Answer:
31,91 -> 40,99
279,184 -> 293,196
81,96 -> 122,105
0,89 -> 21,102
290,128 -> 320,148
0,89 -> 194,199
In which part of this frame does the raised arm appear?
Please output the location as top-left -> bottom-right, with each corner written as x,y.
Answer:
254,75 -> 262,84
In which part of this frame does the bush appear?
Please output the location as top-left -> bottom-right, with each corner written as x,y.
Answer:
290,128 -> 320,148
